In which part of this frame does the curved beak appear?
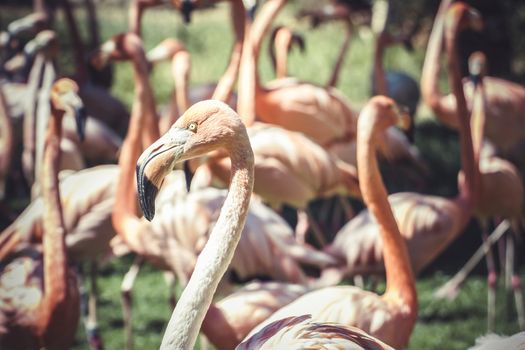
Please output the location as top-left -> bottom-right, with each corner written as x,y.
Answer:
394,104 -> 411,131
468,8 -> 484,32
180,0 -> 194,24
136,127 -> 192,221
90,40 -> 116,70
243,0 -> 257,21
291,33 -> 305,53
62,90 -> 87,141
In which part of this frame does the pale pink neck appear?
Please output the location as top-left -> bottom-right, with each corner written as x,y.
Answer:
237,0 -> 287,124
39,108 -> 68,331
445,20 -> 478,208
172,51 -> 191,114
212,0 -> 245,103
0,89 -> 13,194
421,0 -> 452,111
372,32 -> 387,95
130,46 -> 160,148
357,105 -> 417,315
470,81 -> 485,163
160,138 -> 254,350
112,45 -> 159,254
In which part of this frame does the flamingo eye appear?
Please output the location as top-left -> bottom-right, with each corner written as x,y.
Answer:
188,122 -> 197,132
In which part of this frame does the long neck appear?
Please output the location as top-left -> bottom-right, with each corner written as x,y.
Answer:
274,33 -> 290,79
327,21 -> 352,88
212,0 -> 245,103
0,88 -> 13,198
111,48 -> 157,255
372,32 -> 387,96
23,54 -> 45,186
470,80 -> 485,164
130,47 -> 160,148
237,0 -> 287,124
446,21 -> 478,207
421,0 -> 452,112
357,107 -> 417,313
237,17 -> 257,124
160,141 -> 254,350
39,107 -> 68,331
172,51 -> 190,115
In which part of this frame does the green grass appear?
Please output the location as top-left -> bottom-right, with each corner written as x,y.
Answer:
2,2 -> 524,350
72,257 -> 524,350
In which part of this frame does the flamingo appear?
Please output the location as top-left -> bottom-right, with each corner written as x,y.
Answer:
238,314 -> 395,349
135,99 -> 254,350
129,0 -> 246,105
109,35 -> 337,347
370,0 -> 420,142
435,51 -> 525,331
297,1 -> 357,89
190,122 -> 361,245
0,78 -> 83,349
237,0 -> 358,151
421,0 -> 525,159
243,96 -> 418,350
134,99 -> 373,350
146,38 -> 192,133
322,1 -> 480,284
9,30 -> 121,188
268,25 -> 305,79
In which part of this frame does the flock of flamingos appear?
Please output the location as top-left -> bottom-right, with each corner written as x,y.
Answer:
1,0 -> 525,348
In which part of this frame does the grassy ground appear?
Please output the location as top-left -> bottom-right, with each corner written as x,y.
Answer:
2,2 -> 524,349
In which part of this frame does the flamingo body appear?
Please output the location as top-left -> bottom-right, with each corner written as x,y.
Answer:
327,192 -> 466,276
239,314 -> 394,350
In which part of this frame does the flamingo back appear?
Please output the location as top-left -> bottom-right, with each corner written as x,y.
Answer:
327,192 -> 467,275
239,314 -> 395,350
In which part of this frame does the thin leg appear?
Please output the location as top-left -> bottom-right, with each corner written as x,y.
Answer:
505,232 -> 513,318
295,209 -> 309,244
337,196 -> 354,222
121,256 -> 144,350
305,207 -> 327,247
87,261 -> 103,350
317,198 -> 334,231
434,220 -> 510,300
480,220 -> 497,332
507,229 -> 525,329
353,275 -> 364,289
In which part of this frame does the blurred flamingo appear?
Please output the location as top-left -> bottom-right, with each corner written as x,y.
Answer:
244,96 -> 418,350
323,4 -> 480,286
0,78 -> 83,349
268,25 -> 305,79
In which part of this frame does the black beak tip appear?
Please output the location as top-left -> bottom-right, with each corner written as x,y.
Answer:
137,166 -> 159,222
75,106 -> 87,142
181,2 -> 193,24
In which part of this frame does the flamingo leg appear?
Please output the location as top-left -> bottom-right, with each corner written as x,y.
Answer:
480,220 -> 497,332
121,256 -> 144,350
305,207 -> 327,247
338,196 -> 354,222
434,220 -> 510,300
506,228 -> 525,330
87,261 -> 103,350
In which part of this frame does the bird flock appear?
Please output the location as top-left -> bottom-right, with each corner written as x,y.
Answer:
0,0 -> 524,349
